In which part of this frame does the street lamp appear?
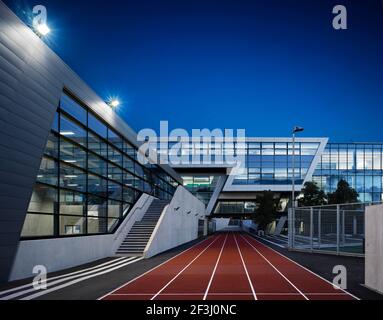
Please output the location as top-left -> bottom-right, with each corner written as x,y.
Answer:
291,126 -> 304,248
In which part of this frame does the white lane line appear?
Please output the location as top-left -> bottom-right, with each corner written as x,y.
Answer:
203,233 -> 228,301
240,235 -> 309,301
234,234 -> 257,300
20,257 -> 144,300
253,235 -> 286,248
150,235 -> 223,300
244,234 -> 360,301
108,292 -> 352,296
98,235 -> 217,300
0,257 -> 127,297
1,257 -> 137,300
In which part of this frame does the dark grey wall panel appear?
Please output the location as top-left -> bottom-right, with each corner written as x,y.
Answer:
0,0 -> 182,283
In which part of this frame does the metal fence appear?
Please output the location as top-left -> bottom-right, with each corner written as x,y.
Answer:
288,202 -> 380,257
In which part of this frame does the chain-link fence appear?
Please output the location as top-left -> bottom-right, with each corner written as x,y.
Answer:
288,203 -> 380,257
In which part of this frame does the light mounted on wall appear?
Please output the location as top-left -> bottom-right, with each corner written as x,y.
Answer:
109,99 -> 120,108
107,98 -> 121,109
35,23 -> 50,36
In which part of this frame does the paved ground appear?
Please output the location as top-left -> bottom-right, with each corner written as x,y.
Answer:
0,231 -> 381,300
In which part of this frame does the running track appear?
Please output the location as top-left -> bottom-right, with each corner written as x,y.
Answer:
100,233 -> 358,301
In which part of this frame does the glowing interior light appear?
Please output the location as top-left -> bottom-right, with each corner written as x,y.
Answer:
60,131 -> 75,136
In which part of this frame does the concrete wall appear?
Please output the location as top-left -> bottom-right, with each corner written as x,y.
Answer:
9,195 -> 154,281
213,218 -> 231,231
144,187 -> 206,258
365,204 -> 383,294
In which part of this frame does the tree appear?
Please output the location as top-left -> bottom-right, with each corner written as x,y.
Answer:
254,191 -> 279,231
298,182 -> 327,207
328,179 -> 359,205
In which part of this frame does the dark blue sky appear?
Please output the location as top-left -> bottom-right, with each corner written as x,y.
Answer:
6,0 -> 383,141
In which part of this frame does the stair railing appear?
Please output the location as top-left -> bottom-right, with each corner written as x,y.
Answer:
114,195 -> 153,242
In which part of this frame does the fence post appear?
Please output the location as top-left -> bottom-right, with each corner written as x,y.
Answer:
342,210 -> 346,245
318,209 -> 321,249
336,205 -> 340,255
288,208 -> 293,249
310,207 -> 314,251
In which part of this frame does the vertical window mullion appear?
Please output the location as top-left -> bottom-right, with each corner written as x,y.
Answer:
55,109 -> 61,237
85,108 -> 89,235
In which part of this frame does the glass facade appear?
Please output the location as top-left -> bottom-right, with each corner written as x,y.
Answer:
214,201 -> 257,215
22,93 -> 179,239
313,143 -> 383,203
232,142 -> 319,186
181,175 -> 221,205
161,140 -> 320,186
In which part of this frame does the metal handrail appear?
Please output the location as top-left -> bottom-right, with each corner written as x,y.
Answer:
114,195 -> 153,241
297,201 -> 382,210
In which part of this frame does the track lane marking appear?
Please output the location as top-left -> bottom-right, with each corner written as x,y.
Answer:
244,234 -> 360,300
0,257 -> 127,297
0,257 -> 137,301
240,235 -> 308,300
20,257 -> 143,300
108,292 -> 351,296
99,234 -> 218,300
150,235 -> 223,300
203,233 -> 228,301
233,234 -> 257,300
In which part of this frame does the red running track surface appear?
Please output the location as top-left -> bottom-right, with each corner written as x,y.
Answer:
101,232 -> 358,301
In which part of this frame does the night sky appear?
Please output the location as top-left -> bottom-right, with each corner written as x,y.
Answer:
5,0 -> 383,142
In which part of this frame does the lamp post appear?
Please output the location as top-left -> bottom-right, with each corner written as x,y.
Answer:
291,126 -> 304,248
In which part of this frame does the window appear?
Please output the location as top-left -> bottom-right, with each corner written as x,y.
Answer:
108,180 -> 122,200
60,164 -> 86,192
108,199 -> 122,218
60,216 -> 85,235
88,174 -> 107,197
88,131 -> 108,158
60,190 -> 85,216
108,163 -> 122,183
88,153 -> 107,177
22,214 -> 54,237
88,195 -> 107,218
45,133 -> 58,158
28,184 -> 57,214
89,114 -> 107,138
60,138 -> 86,169
37,157 -> 58,186
108,145 -> 123,166
108,129 -> 123,150
23,92 -> 179,239
60,114 -> 86,146
60,94 -> 87,124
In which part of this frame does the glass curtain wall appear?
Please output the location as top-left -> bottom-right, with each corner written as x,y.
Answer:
22,92 -> 179,239
182,175 -> 220,205
232,142 -> 319,186
313,143 -> 383,203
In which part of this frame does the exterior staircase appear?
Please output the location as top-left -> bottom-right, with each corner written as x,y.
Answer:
116,200 -> 169,257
